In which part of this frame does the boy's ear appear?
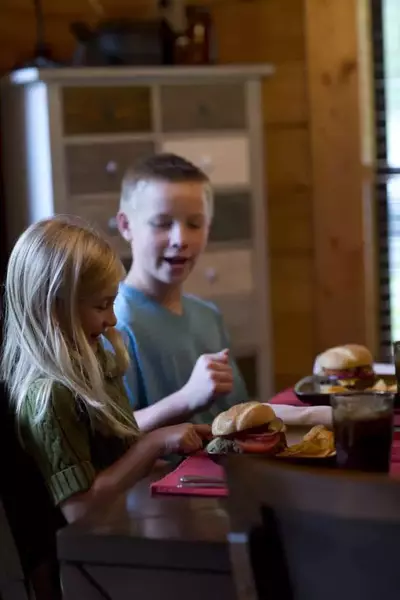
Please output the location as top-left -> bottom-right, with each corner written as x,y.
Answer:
116,211 -> 133,243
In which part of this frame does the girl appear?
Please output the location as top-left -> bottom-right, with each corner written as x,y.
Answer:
1,217 -> 210,524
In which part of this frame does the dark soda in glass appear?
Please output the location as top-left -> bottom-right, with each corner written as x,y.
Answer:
331,393 -> 394,473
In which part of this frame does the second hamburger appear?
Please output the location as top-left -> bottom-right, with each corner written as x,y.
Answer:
206,402 -> 286,455
314,343 -> 375,391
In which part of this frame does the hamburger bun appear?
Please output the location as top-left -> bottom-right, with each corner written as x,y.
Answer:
315,344 -> 375,391
211,402 -> 276,437
315,344 -> 373,372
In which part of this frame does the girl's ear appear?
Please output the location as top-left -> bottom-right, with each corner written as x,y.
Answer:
116,211 -> 133,243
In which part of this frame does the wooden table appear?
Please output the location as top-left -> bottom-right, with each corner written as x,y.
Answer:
57,463 -> 236,600
57,427 -> 326,599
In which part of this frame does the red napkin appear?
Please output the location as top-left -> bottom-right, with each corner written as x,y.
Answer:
269,388 -> 303,406
151,454 -> 227,497
390,432 -> 400,476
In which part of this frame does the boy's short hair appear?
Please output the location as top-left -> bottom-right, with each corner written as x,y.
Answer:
120,153 -> 213,218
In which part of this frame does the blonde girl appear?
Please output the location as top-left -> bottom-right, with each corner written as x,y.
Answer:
1,217 -> 210,523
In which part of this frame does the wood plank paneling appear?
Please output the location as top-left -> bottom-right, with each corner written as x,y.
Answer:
268,190 -> 314,254
212,0 -> 314,391
270,253 -> 315,387
0,0 -> 156,70
304,0 -> 377,355
273,311 -> 315,376
262,62 -> 308,127
211,0 -> 306,64
270,255 -> 314,315
265,127 -> 312,191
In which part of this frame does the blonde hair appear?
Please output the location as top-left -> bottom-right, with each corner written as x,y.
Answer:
120,152 -> 214,220
1,216 -> 134,437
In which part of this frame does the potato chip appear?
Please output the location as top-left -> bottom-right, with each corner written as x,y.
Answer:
303,425 -> 328,442
277,425 -> 335,459
367,379 -> 398,393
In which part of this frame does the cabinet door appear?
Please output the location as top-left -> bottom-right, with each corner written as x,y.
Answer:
63,86 -> 153,135
161,136 -> 250,187
65,141 -> 154,196
210,191 -> 252,244
183,249 -> 253,298
211,293 -> 257,349
160,83 -> 246,132
69,197 -> 130,260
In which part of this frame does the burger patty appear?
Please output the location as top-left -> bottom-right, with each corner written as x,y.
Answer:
322,365 -> 374,380
225,423 -> 272,440
207,428 -> 287,455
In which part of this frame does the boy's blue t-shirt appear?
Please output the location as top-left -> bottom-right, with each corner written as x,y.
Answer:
114,283 -> 248,424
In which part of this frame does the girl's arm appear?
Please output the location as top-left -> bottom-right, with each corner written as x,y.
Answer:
60,430 -> 161,522
60,423 -> 210,523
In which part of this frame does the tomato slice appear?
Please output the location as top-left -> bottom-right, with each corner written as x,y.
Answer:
230,425 -> 272,441
235,431 -> 282,454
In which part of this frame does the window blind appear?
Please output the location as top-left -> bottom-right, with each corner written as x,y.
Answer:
371,0 -> 400,358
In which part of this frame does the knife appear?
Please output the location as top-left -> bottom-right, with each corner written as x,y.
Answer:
179,475 -> 225,484
178,481 -> 226,489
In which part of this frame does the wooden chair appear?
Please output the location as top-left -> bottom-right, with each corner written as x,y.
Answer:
0,381 -> 64,599
0,497 -> 29,600
225,455 -> 400,600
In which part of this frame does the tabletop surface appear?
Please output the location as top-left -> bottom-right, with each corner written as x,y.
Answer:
59,461 -> 228,539
57,461 -> 232,570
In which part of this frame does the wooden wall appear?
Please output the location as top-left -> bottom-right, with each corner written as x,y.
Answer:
0,0 -> 376,393
305,0 -> 377,356
210,0 -> 315,389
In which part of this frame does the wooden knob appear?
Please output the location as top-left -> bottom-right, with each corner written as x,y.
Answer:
108,217 -> 118,230
205,267 -> 217,283
199,155 -> 213,173
106,160 -> 118,174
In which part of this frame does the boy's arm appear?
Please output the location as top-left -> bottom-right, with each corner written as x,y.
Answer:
134,348 -> 233,431
119,325 -> 195,431
133,390 -> 195,432
121,326 -> 234,431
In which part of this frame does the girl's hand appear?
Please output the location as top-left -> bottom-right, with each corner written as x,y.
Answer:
149,423 -> 212,455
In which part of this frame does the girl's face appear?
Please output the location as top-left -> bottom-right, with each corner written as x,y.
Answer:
78,285 -> 118,346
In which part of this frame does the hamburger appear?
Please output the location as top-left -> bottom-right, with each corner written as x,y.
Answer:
206,402 -> 286,455
314,344 -> 375,391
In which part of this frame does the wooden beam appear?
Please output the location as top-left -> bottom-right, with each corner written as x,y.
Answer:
304,0 -> 378,355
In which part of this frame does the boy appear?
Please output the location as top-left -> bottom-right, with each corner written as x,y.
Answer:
115,153 -> 248,431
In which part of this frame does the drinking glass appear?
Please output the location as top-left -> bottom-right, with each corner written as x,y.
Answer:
331,393 -> 394,473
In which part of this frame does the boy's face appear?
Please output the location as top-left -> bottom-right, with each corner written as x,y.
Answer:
118,180 -> 210,287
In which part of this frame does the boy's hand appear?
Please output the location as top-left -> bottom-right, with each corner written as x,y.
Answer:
184,349 -> 234,411
149,423 -> 211,455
